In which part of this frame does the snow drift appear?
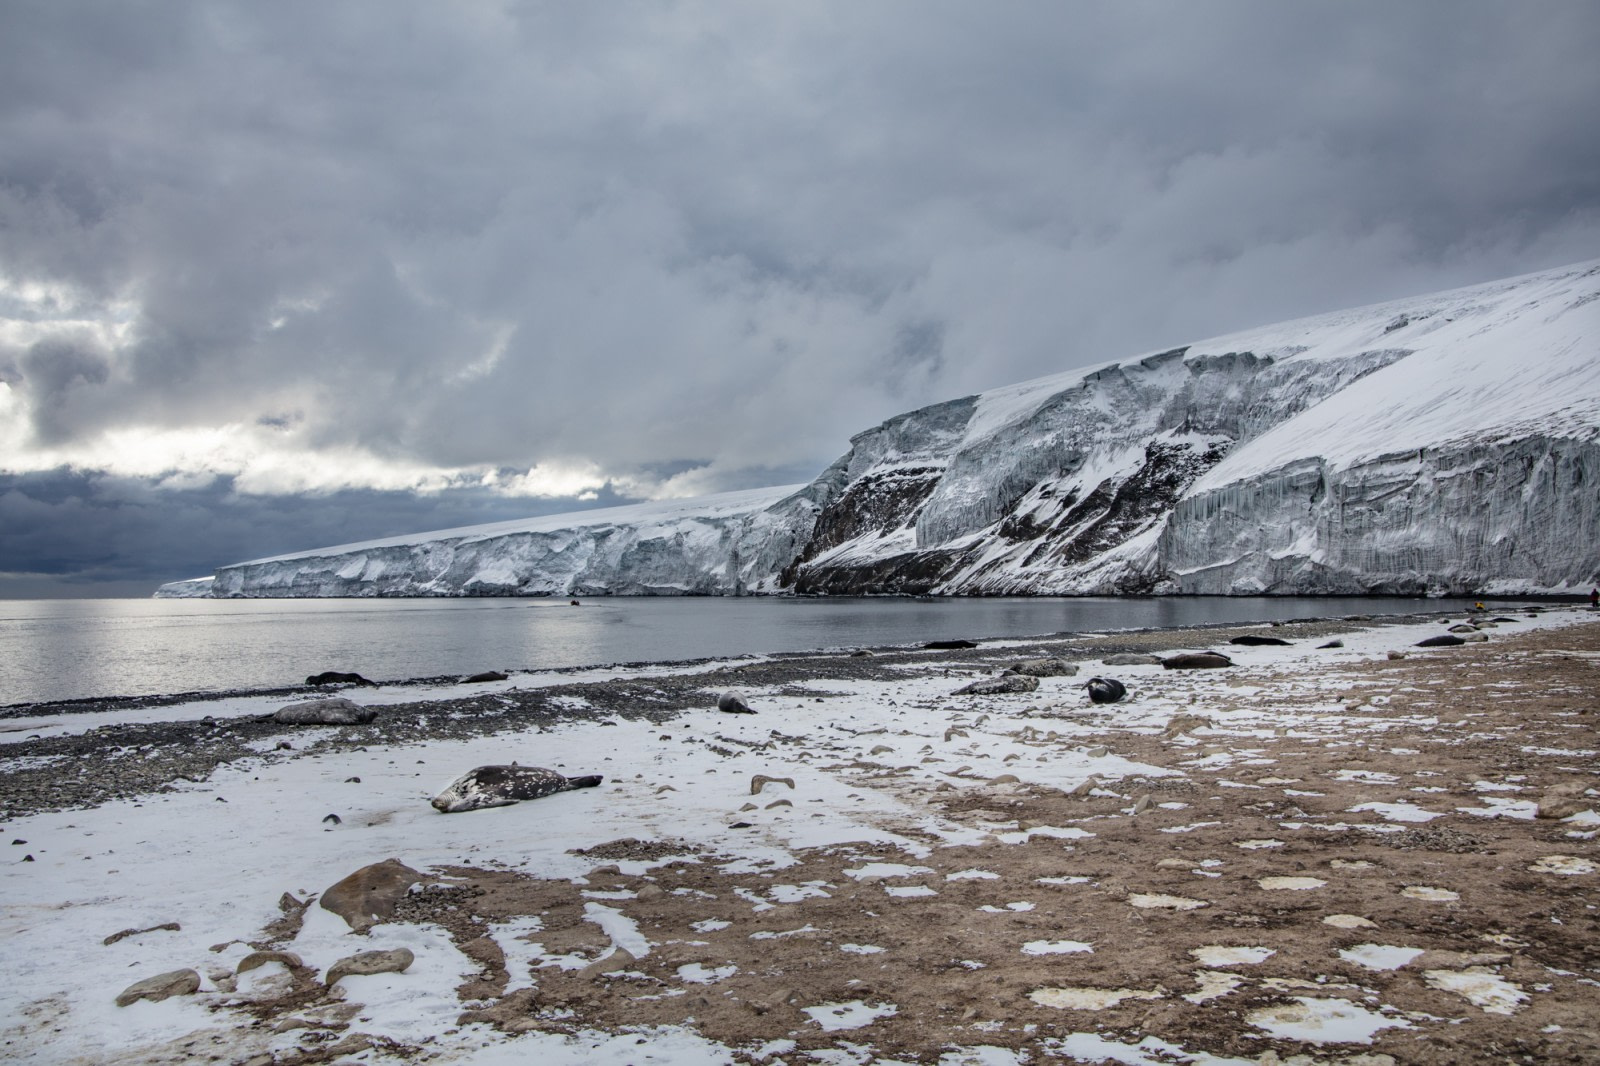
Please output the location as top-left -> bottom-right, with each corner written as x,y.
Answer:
162,260 -> 1600,599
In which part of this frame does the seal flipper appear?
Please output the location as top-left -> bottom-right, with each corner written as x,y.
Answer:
563,774 -> 604,790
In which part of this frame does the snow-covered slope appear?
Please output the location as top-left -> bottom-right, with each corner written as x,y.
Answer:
199,487 -> 804,598
162,260 -> 1600,598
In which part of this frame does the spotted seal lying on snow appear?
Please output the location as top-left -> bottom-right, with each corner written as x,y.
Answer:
431,765 -> 603,813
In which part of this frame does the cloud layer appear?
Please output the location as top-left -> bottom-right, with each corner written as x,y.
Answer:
2,2 -> 1597,589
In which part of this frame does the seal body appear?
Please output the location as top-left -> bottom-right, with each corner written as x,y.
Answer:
1085,677 -> 1126,704
1416,634 -> 1467,647
274,698 -> 377,725
955,674 -> 1039,695
1228,635 -> 1290,647
431,765 -> 603,813
306,671 -> 376,687
718,689 -> 756,714
1161,652 -> 1233,670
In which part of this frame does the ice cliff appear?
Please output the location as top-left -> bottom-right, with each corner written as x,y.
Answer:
161,260 -> 1600,599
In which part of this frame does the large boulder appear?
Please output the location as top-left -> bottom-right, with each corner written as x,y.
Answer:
320,858 -> 424,932
325,948 -> 415,987
116,969 -> 200,1007
274,697 -> 377,725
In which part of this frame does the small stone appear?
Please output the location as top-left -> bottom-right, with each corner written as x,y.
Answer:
1164,713 -> 1213,736
116,968 -> 201,1007
103,922 -> 180,946
325,947 -> 415,987
237,950 -> 304,974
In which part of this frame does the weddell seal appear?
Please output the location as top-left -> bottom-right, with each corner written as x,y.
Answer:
718,689 -> 757,714
1084,677 -> 1127,704
431,765 -> 604,814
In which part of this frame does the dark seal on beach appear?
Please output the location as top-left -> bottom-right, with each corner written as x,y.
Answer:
1085,677 -> 1127,704
1416,634 -> 1468,647
1161,652 -> 1233,670
431,765 -> 604,813
923,640 -> 979,649
306,671 -> 377,687
1229,635 -> 1291,646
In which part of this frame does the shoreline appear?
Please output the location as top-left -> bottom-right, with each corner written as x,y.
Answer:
2,606 -> 1597,1064
2,601 -> 1566,719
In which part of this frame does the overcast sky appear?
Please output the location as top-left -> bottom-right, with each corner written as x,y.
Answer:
2,2 -> 1597,595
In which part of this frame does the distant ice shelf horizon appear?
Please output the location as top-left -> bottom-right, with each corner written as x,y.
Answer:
160,258 -> 1600,600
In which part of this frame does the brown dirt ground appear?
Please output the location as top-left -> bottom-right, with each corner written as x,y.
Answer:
243,616 -> 1600,1065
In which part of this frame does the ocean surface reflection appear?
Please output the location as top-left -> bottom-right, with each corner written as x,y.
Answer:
0,594 -> 1497,705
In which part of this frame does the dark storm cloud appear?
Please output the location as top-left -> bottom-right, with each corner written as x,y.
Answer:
0,468 -> 640,595
1,1 -> 1597,589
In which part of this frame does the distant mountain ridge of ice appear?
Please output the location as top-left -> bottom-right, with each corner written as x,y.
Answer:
161,259 -> 1600,598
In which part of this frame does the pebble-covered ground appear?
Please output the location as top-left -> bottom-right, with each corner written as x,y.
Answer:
2,607 -> 1597,1065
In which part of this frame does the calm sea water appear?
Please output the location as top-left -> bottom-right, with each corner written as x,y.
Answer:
0,595 -> 1494,706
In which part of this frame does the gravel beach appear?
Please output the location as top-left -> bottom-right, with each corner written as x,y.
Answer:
2,607 -> 1597,1065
